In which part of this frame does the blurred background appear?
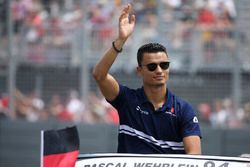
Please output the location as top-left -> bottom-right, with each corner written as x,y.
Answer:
0,0 -> 250,166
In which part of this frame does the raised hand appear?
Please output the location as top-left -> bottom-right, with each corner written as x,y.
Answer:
118,4 -> 136,40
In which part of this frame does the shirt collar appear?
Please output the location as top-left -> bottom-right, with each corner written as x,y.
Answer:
138,87 -> 149,104
166,89 -> 174,111
138,87 -> 174,111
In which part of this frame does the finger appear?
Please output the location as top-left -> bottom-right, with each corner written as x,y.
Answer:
123,4 -> 130,11
119,4 -> 132,23
130,14 -> 136,25
119,11 -> 127,22
123,4 -> 131,16
126,4 -> 132,13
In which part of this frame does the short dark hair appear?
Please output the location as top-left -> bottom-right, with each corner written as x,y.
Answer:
137,43 -> 168,66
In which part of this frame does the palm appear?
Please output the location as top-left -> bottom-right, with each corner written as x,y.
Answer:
119,4 -> 135,40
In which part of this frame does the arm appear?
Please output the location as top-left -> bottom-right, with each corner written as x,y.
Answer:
180,103 -> 202,155
92,4 -> 135,101
183,135 -> 201,155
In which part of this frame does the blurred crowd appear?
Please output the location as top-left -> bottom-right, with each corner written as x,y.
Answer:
0,0 -> 239,63
1,0 -> 248,129
0,89 -> 119,124
197,98 -> 250,128
0,0 -> 237,60
161,0 -> 236,65
1,89 -> 250,128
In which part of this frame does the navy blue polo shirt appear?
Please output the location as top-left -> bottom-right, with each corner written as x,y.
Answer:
108,84 -> 201,154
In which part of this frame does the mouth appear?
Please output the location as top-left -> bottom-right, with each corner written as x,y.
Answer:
153,76 -> 165,80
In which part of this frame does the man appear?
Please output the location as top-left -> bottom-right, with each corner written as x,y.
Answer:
92,4 -> 201,154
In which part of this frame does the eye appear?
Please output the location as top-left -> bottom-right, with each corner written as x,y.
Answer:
146,63 -> 157,71
159,62 -> 170,70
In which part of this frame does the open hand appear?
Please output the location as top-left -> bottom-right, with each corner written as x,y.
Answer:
118,4 -> 136,40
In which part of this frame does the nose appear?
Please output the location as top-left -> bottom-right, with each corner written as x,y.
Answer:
155,65 -> 163,72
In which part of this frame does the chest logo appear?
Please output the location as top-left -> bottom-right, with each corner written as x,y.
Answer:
165,107 -> 176,116
136,106 -> 149,115
193,116 -> 199,123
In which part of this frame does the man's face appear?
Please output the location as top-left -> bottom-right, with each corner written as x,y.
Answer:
137,52 -> 170,87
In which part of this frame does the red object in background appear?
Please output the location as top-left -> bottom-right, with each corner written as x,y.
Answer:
1,96 -> 9,108
42,126 -> 80,167
107,107 -> 119,125
197,8 -> 215,25
57,109 -> 73,122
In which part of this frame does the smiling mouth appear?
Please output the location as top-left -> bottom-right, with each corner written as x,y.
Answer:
154,76 -> 164,80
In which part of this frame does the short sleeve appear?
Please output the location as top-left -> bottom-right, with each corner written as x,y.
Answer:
180,103 -> 202,138
106,84 -> 127,113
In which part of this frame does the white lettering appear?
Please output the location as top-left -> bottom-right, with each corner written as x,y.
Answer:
136,106 -> 149,115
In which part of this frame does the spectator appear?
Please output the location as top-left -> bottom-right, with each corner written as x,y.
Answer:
98,93 -> 119,125
197,5 -> 215,28
0,93 -> 9,118
88,1 -> 115,49
88,92 -> 108,123
197,102 -> 211,125
139,11 -> 158,43
28,91 -> 47,121
210,98 -> 242,128
196,4 -> 216,63
14,89 -> 38,122
65,90 -> 85,122
24,2 -> 44,43
210,98 -> 229,128
48,94 -> 66,121
11,0 -> 27,34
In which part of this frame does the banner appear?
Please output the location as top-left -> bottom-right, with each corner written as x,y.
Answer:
76,154 -> 250,167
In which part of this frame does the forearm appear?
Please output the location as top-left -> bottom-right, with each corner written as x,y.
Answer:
183,136 -> 202,155
92,38 -> 126,81
186,148 -> 201,155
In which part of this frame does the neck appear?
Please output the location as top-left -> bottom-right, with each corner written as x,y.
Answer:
144,84 -> 167,109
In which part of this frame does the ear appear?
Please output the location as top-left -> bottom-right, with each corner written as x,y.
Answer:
136,66 -> 142,76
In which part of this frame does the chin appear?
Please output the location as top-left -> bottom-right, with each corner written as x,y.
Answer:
152,82 -> 165,87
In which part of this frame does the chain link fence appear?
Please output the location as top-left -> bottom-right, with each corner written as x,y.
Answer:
0,0 -> 250,128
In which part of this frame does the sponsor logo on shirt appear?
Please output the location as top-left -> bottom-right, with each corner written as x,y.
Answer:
136,106 -> 149,115
193,116 -> 199,123
164,107 -> 176,116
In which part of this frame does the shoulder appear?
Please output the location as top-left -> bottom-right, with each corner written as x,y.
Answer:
171,92 -> 196,117
119,84 -> 139,95
108,84 -> 143,111
168,90 -> 192,110
110,84 -> 139,102
176,96 -> 193,110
